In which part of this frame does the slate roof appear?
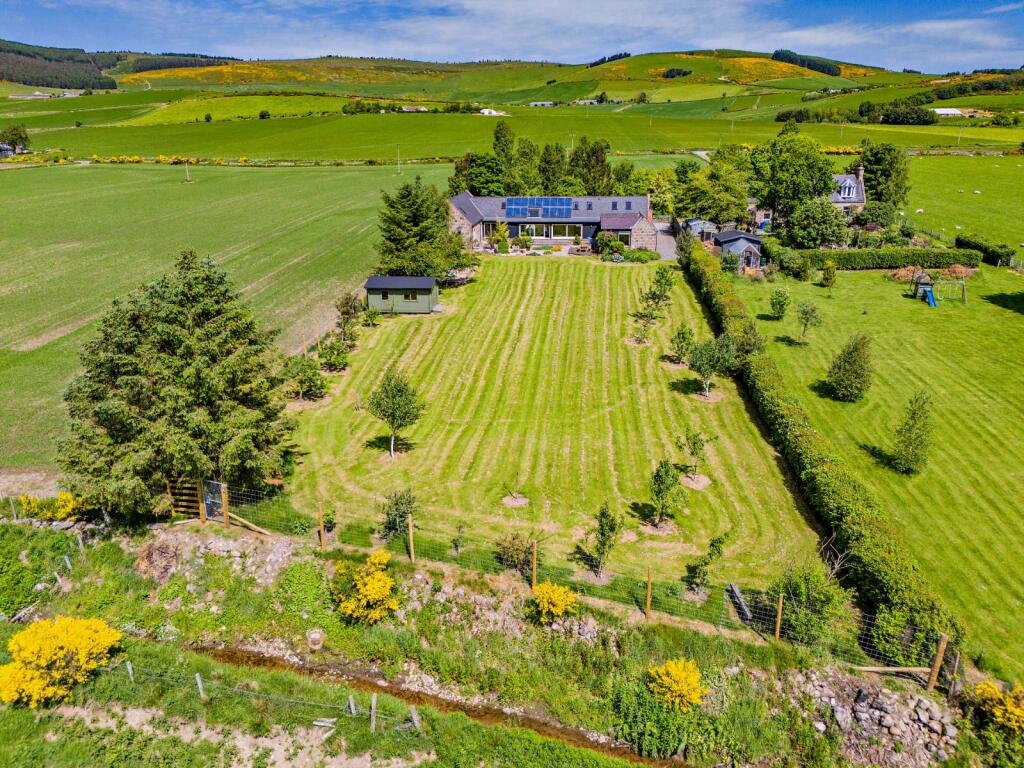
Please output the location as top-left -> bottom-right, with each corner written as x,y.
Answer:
713,230 -> 762,245
450,192 -> 649,224
364,275 -> 436,290
600,212 -> 643,230
830,173 -> 866,205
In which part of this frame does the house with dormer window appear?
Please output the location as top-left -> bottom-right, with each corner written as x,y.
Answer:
830,165 -> 866,219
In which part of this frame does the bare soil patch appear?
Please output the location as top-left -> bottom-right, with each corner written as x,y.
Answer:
286,393 -> 333,412
623,337 -> 650,347
681,473 -> 711,491
575,569 -> 613,586
0,466 -> 60,497
639,520 -> 679,537
502,494 -> 529,508
692,390 -> 726,403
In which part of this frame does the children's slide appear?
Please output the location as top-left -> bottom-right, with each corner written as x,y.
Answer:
922,285 -> 936,307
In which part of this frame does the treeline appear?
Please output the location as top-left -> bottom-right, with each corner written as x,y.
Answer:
777,93 -> 937,126
932,71 -> 1024,100
661,68 -> 692,79
771,49 -> 841,76
127,55 -> 233,73
0,52 -> 116,89
341,99 -> 475,114
586,52 -> 630,68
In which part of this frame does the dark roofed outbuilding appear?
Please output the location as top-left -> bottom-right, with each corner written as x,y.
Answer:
364,275 -> 439,314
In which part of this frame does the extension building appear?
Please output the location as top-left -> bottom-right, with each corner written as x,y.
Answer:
364,276 -> 439,314
449,192 -> 657,250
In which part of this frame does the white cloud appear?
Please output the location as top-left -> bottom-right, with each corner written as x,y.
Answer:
984,2 -> 1024,13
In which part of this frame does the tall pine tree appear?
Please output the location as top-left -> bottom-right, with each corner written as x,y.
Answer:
377,175 -> 468,278
58,250 -> 291,522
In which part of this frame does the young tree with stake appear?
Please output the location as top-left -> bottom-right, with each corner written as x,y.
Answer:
367,369 -> 425,458
669,323 -> 695,364
797,300 -> 822,343
820,259 -> 837,297
688,335 -> 735,397
588,502 -> 624,576
649,459 -> 685,527
770,288 -> 791,320
892,390 -> 933,473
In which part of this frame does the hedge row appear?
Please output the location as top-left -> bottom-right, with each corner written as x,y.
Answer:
687,244 -> 963,665
954,233 -> 1016,266
762,240 -> 982,270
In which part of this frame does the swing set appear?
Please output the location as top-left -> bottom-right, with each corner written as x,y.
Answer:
910,272 -> 967,307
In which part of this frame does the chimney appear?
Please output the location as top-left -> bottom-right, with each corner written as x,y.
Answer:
856,163 -> 865,182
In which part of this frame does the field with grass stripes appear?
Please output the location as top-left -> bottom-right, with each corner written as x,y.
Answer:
292,257 -> 818,587
734,269 -> 1024,682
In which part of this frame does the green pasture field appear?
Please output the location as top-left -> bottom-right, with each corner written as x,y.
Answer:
809,85 -> 936,112
0,90 -> 192,129
928,92 -> 1024,112
290,256 -> 819,588
126,92 -> 353,125
753,76 -> 862,91
33,109 -> 1024,162
733,269 -> 1024,682
0,162 -> 448,467
904,155 -> 1024,251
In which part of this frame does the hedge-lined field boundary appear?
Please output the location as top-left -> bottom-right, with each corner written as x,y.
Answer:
684,243 -> 963,665
762,240 -> 983,270
954,233 -> 1016,266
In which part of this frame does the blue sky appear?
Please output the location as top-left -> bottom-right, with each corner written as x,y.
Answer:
7,0 -> 1023,72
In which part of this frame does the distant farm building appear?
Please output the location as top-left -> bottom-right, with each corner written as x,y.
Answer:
364,276 -> 439,314
400,105 -> 428,112
449,193 -> 657,251
929,107 -> 963,117
528,101 -> 555,107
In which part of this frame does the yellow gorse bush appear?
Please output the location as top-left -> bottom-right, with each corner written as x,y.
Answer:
336,550 -> 400,624
974,680 -> 1024,735
0,616 -> 121,708
647,657 -> 709,712
529,581 -> 577,624
18,492 -> 84,521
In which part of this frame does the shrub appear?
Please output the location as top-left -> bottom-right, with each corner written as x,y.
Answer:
965,681 -> 1024,766
0,616 -> 121,708
769,288 -> 790,320
495,532 -> 534,577
528,581 -> 576,624
612,678 -> 702,758
284,355 -> 327,400
331,550 -> 400,625
686,531 -> 730,592
17,492 -> 84,521
363,307 -> 381,327
319,335 -> 351,372
796,247 -> 982,270
258,109 -> 270,119
826,333 -> 873,402
379,488 -> 416,541
765,560 -> 853,648
955,233 -> 1015,266
647,657 -> 709,712
669,323 -> 694,364
855,201 -> 896,228
892,390 -> 933,474
820,259 -> 837,294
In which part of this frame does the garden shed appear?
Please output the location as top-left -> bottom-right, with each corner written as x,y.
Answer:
364,275 -> 439,314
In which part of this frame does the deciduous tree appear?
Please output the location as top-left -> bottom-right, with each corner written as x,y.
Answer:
787,197 -> 847,248
669,323 -> 694,364
649,459 -> 684,527
770,287 -> 791,320
588,502 -> 624,576
688,335 -> 736,397
749,134 -> 834,221
367,369 -> 426,458
826,333 -> 873,402
797,300 -> 822,342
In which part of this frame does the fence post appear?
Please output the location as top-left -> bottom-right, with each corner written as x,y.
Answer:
370,693 -> 378,733
126,660 -> 134,684
775,593 -> 784,641
410,704 -> 422,733
195,672 -> 208,701
927,633 -> 949,691
8,497 -> 16,520
645,567 -> 652,622
348,695 -> 356,716
407,514 -> 415,563
197,479 -> 207,525
531,541 -> 538,589
318,503 -> 326,552
221,482 -> 230,530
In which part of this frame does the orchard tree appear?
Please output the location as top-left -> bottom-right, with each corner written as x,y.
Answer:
649,459 -> 684,527
588,502 -> 624,576
820,259 -> 838,296
335,291 -> 363,348
852,140 -> 910,207
749,133 -> 834,221
58,250 -> 291,522
826,333 -> 874,402
688,335 -> 736,397
680,426 -> 708,478
367,368 -> 426,458
770,287 -> 791,320
797,300 -> 823,342
787,197 -> 847,248
892,390 -> 934,474
669,323 -> 694,364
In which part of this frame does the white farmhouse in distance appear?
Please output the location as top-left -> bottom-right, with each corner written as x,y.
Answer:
929,107 -> 963,117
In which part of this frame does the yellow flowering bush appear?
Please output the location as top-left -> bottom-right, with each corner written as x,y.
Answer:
17,492 -> 84,521
0,616 -> 122,708
975,681 -> 1024,735
528,581 -> 577,625
647,657 -> 709,712
331,550 -> 400,624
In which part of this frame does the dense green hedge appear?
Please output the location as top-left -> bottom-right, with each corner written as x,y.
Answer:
686,245 -> 963,665
761,239 -> 983,271
954,233 -> 1016,266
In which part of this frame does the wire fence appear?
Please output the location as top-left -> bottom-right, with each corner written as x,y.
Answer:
166,479 -> 951,684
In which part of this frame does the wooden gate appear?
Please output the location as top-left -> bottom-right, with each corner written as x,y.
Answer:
167,479 -> 201,518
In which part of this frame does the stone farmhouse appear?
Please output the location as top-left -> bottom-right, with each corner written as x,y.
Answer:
449,193 -> 657,251
830,165 -> 866,219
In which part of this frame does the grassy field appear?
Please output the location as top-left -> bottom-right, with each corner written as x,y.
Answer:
291,256 -> 818,588
32,109 -> 1024,162
1,90 -> 192,129
905,155 -> 1024,251
0,162 -> 448,467
733,269 -> 1024,681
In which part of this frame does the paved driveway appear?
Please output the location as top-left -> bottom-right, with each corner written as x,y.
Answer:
655,223 -> 678,261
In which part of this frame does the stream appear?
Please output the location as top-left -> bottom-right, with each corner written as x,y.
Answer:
200,645 -> 681,767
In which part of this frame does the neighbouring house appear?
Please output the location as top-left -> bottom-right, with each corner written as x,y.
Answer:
364,276 -> 439,314
528,101 -> 555,107
449,192 -> 657,251
401,105 -> 428,112
576,99 -> 599,105
747,198 -> 773,231
830,166 -> 866,219
713,230 -> 763,273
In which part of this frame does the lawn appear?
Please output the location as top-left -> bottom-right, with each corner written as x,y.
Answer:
290,256 -> 818,588
0,162 -> 448,467
733,268 -> 1024,682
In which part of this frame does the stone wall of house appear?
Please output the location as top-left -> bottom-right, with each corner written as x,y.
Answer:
631,217 -> 658,251
448,202 -> 477,248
